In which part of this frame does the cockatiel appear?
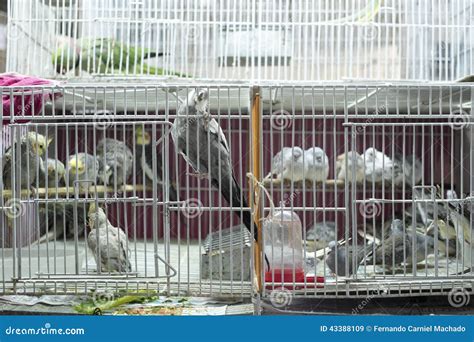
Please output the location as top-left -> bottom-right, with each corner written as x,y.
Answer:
67,153 -> 99,192
171,89 -> 268,268
87,203 -> 131,273
135,126 -> 178,201
38,158 -> 66,188
52,37 -> 186,77
96,138 -> 133,187
2,132 -> 52,190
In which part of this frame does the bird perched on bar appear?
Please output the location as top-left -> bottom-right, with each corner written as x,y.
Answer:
96,138 -> 133,187
67,152 -> 99,192
87,203 -> 131,273
365,219 -> 434,272
446,189 -> 472,244
38,158 -> 66,188
325,240 -> 371,277
363,147 -> 393,183
2,132 -> 52,191
335,150 -> 365,183
171,88 -> 269,267
135,126 -> 178,201
52,37 -> 186,77
305,221 -> 336,251
303,147 -> 329,182
392,154 -> 423,187
265,146 -> 305,182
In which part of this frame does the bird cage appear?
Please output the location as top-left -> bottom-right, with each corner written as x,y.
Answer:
6,0 -> 474,81
0,82 -> 471,302
2,0 -> 474,309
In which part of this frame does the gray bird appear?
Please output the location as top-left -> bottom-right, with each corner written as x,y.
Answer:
367,219 -> 406,271
38,158 -> 66,188
303,147 -> 329,182
368,219 -> 434,271
446,189 -> 472,244
266,146 -> 304,181
335,151 -> 364,183
2,132 -> 52,190
305,221 -> 336,251
171,89 -> 258,242
403,155 -> 423,187
412,187 -> 449,226
325,240 -> 371,277
135,126 -> 178,201
67,153 -> 99,192
96,138 -> 133,187
87,203 -> 131,273
392,154 -> 422,187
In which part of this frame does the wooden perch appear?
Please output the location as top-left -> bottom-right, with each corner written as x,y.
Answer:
1,184 -> 154,199
262,178 -> 345,188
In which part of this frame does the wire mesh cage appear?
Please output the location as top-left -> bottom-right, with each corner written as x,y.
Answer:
7,0 -> 474,81
0,82 -> 472,300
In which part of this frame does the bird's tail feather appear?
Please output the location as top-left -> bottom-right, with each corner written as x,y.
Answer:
221,173 -> 270,270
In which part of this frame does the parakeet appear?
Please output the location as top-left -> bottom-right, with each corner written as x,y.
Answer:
303,147 -> 329,182
335,151 -> 365,183
52,37 -> 186,77
66,153 -> 99,192
2,132 -> 52,190
87,203 -> 131,273
266,147 -> 305,182
171,89 -> 259,243
96,138 -> 133,187
135,126 -> 178,201
38,158 -> 66,188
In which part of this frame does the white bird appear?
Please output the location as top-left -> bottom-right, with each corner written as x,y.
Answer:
363,147 -> 393,183
335,151 -> 365,183
87,204 -> 131,273
303,147 -> 329,182
266,146 -> 305,182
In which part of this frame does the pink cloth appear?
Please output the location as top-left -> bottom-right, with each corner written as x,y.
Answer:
1,73 -> 61,124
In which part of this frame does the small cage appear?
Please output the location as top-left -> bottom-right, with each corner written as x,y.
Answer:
7,0 -> 474,81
